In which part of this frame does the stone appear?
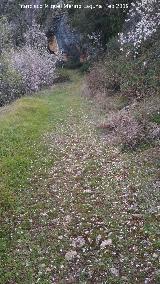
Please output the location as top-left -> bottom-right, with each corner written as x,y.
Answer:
100,239 -> 112,249
110,267 -> 119,277
71,236 -> 85,248
65,250 -> 77,261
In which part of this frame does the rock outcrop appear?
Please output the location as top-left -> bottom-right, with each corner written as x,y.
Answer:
1,0 -> 83,62
47,13 -> 81,62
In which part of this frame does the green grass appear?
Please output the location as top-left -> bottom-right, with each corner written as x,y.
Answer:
151,112 -> 160,124
0,71 -> 84,280
0,71 -> 83,209
0,70 -> 87,283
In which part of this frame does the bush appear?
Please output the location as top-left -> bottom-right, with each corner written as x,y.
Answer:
79,61 -> 91,73
86,60 -> 120,98
55,68 -> 71,83
105,110 -> 146,149
0,53 -> 23,106
0,24 -> 57,106
0,16 -> 13,53
86,31 -> 160,100
63,59 -> 82,69
24,23 -> 48,51
10,47 -> 56,93
84,32 -> 160,150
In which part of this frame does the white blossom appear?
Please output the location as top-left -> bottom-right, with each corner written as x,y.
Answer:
119,0 -> 160,50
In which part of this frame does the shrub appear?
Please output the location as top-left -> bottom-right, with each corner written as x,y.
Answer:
0,53 -> 23,106
55,68 -> 71,83
147,122 -> 160,141
79,61 -> 91,73
63,59 -> 82,69
119,0 -> 160,52
10,47 -> 56,93
0,16 -> 13,53
150,112 -> 160,125
86,30 -> 160,100
24,23 -> 48,51
106,110 -> 146,148
86,60 -> 120,98
0,24 -> 57,106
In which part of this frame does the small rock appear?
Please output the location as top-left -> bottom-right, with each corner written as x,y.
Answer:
121,276 -> 128,281
88,237 -> 92,243
153,253 -> 158,258
84,189 -> 92,193
149,125 -> 160,139
132,213 -> 142,219
40,263 -> 45,268
110,267 -> 119,277
72,236 -> 85,248
65,250 -> 77,261
100,239 -> 112,249
65,215 -> 72,222
96,234 -> 102,244
58,235 -> 63,240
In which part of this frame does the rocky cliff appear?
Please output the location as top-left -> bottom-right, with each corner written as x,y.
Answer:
0,0 -> 82,61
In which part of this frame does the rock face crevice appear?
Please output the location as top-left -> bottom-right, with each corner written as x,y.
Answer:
1,0 -> 83,62
47,13 -> 82,62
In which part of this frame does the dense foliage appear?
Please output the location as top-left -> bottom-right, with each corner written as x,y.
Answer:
86,30 -> 160,149
0,20 -> 56,106
0,16 -> 13,53
119,0 -> 160,51
0,0 -> 28,46
69,0 -> 132,48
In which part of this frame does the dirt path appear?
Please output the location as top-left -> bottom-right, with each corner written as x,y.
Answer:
1,76 -> 159,284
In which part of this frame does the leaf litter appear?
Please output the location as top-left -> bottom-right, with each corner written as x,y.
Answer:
2,109 -> 159,283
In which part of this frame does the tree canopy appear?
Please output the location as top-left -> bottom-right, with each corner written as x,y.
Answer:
68,0 -> 132,48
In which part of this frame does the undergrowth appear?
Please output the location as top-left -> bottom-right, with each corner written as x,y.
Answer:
85,34 -> 160,150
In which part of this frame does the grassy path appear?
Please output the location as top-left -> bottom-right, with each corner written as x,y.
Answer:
0,72 -> 159,283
